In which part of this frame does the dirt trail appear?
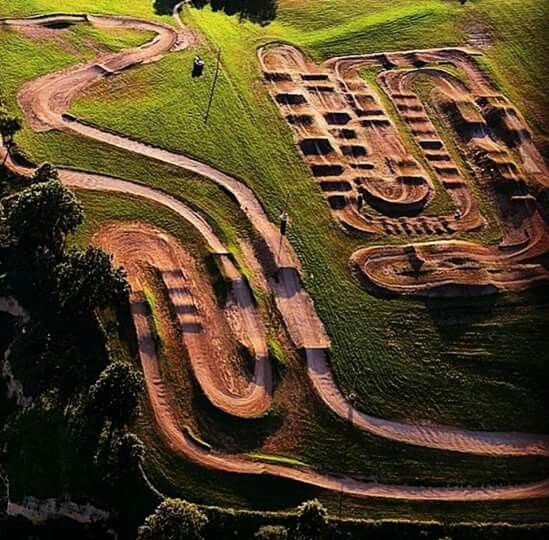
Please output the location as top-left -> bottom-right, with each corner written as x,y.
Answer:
352,242 -> 549,296
3,13 -> 549,498
329,47 -> 548,186
56,165 -> 549,456
93,223 -> 271,418
2,14 -> 180,132
306,349 -> 549,456
349,65 -> 549,296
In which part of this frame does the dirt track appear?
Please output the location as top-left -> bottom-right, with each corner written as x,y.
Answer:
259,44 -> 487,237
54,165 -> 549,458
3,12 -> 549,500
93,223 -> 272,418
259,43 -> 548,296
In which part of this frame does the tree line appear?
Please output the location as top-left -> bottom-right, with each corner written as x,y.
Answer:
139,497 -> 329,540
1,100 -> 146,506
153,0 -> 277,25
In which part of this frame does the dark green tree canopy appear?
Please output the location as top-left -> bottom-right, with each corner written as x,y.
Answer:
55,246 -> 129,315
0,107 -> 21,144
295,499 -> 329,540
138,498 -> 208,540
7,178 -> 83,255
89,361 -> 144,428
154,0 -> 276,25
32,162 -> 59,184
116,431 -> 145,473
95,428 -> 145,485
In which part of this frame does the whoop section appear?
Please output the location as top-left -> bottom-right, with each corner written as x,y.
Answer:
260,44 -> 549,296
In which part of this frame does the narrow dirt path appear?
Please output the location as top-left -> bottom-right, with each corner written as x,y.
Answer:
306,349 -> 549,457
2,13 -> 549,500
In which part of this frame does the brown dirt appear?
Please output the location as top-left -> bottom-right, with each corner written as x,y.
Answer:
94,223 -> 271,418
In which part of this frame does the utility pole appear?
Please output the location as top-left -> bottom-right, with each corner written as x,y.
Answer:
337,392 -> 357,523
277,209 -> 289,269
204,48 -> 221,124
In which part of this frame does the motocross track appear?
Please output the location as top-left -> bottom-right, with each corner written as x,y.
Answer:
3,9 -> 549,500
93,223 -> 271,419
260,44 -> 548,296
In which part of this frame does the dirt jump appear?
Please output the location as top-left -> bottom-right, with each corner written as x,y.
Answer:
3,9 -> 549,501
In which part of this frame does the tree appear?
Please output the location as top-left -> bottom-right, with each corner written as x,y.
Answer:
7,178 -> 83,257
55,246 -> 129,315
190,1 -> 277,26
116,431 -> 145,472
295,499 -> 329,540
95,428 -> 145,485
138,498 -> 208,540
88,361 -> 144,428
255,525 -> 288,540
32,162 -> 59,184
0,108 -> 21,146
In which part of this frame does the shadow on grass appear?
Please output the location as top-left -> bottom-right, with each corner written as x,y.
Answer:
423,293 -> 498,340
192,388 -> 284,452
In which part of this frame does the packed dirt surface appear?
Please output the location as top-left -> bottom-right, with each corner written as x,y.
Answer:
353,238 -> 549,297
3,14 -> 181,132
259,44 -> 485,236
4,12 -> 549,501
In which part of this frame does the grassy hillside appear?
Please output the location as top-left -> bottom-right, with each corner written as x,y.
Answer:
0,0 -> 547,436
1,0 -> 548,524
68,189 -> 549,523
65,0 -> 549,432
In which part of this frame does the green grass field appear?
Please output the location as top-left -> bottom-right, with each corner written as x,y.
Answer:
1,0 -> 548,526
65,0 -> 549,432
